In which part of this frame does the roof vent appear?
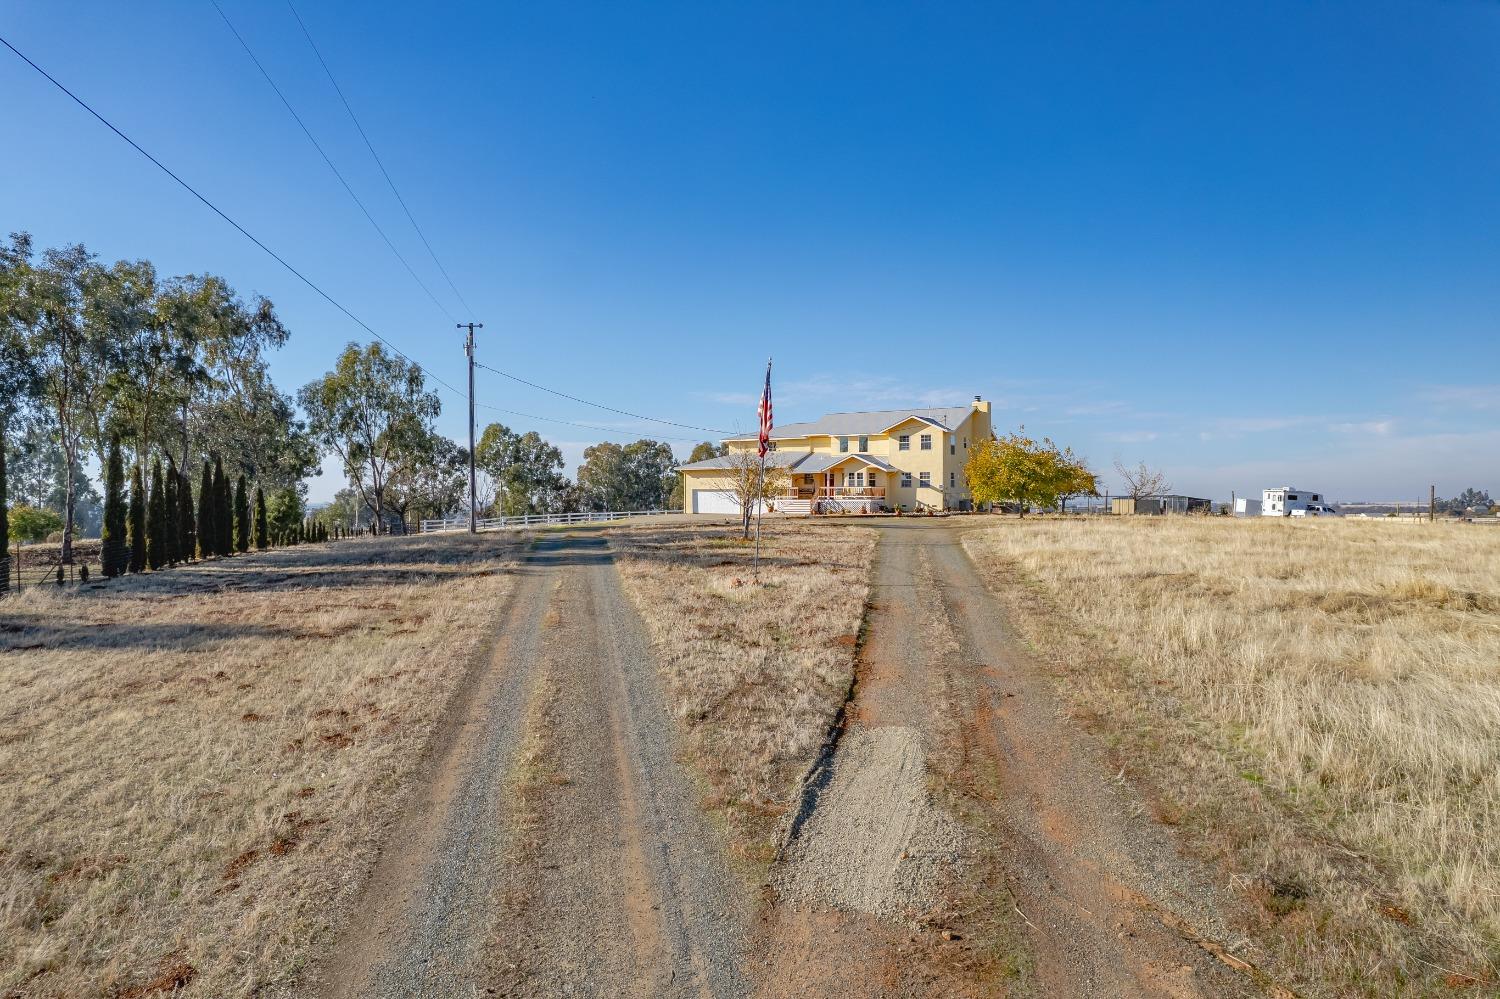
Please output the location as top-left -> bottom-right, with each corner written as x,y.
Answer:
974,395 -> 981,402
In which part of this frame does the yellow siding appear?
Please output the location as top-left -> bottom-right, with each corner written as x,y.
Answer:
699,400 -> 993,511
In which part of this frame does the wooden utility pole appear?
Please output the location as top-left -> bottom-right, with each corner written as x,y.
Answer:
458,322 -> 484,534
1430,484 -> 1436,523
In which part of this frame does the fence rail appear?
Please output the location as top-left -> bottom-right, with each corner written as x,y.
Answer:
420,509 -> 678,534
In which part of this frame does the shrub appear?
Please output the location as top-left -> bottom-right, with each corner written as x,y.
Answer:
10,504 -> 64,544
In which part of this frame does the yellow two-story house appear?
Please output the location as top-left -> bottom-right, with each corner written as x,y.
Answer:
679,397 -> 993,514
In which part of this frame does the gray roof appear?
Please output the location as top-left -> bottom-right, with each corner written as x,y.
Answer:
678,450 -> 898,473
675,450 -> 807,471
724,405 -> 975,441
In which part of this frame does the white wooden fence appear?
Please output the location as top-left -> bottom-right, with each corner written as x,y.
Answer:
419,509 -> 678,534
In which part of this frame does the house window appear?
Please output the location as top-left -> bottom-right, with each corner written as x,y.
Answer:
898,435 -> 910,451
839,437 -> 849,453
963,437 -> 968,449
919,471 -> 931,487
950,472 -> 956,487
920,434 -> 932,450
858,436 -> 869,453
950,440 -> 956,455
901,472 -> 912,487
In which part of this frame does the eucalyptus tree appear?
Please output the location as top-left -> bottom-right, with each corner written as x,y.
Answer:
299,343 -> 440,535
474,422 -> 569,516
182,280 -> 317,492
20,243 -> 109,563
81,258 -> 159,468
387,428 -> 468,530
577,440 -> 677,512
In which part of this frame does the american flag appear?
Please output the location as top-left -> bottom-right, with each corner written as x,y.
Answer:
757,360 -> 773,458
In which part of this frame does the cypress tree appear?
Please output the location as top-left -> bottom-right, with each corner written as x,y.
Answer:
100,437 -> 127,578
128,463 -> 147,574
223,467 -> 235,554
198,461 -> 215,558
0,425 -> 9,596
180,468 -> 196,561
214,458 -> 232,557
254,485 -> 269,550
234,475 -> 250,554
164,457 -> 179,566
147,458 -> 166,571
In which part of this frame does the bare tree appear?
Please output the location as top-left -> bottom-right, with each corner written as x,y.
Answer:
714,449 -> 789,538
1113,459 -> 1171,500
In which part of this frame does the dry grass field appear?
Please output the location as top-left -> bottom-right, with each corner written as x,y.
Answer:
611,521 -> 875,862
0,533 -> 522,998
963,517 -> 1500,994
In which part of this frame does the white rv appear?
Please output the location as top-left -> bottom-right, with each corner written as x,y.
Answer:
1261,486 -> 1340,517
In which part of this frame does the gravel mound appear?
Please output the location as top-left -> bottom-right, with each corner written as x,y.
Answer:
776,726 -> 964,920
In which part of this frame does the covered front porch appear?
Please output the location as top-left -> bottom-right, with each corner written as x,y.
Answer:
775,453 -> 893,513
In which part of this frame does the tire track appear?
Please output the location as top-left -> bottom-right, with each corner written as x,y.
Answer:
313,534 -> 561,998
313,532 -> 746,997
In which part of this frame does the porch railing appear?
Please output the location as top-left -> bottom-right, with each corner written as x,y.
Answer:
777,486 -> 887,499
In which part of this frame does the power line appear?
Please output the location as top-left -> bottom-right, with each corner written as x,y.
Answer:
209,0 -> 458,323
1,31 -> 720,452
284,0 -> 476,319
0,31 -> 466,401
475,361 -> 731,436
473,402 -> 708,444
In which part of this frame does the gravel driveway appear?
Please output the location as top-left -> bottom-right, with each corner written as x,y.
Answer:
312,531 -> 746,998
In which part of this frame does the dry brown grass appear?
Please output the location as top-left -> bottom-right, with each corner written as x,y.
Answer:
962,516 -> 1500,994
611,521 -> 875,863
0,532 -> 522,998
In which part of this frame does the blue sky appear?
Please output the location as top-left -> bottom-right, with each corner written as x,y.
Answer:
3,1 -> 1497,503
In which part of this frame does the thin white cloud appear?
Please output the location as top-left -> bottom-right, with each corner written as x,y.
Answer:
1329,420 -> 1394,436
1418,385 -> 1500,411
1208,416 -> 1311,434
1102,430 -> 1160,443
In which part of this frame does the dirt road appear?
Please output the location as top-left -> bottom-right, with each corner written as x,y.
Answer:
312,531 -> 746,998
312,520 -> 1267,998
768,519 -> 1264,997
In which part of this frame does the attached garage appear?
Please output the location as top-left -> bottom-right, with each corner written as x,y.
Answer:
691,489 -> 742,515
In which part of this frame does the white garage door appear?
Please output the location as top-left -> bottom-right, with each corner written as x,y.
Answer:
691,490 -> 741,514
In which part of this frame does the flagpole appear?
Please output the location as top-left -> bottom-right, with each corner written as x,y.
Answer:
753,357 -> 771,580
